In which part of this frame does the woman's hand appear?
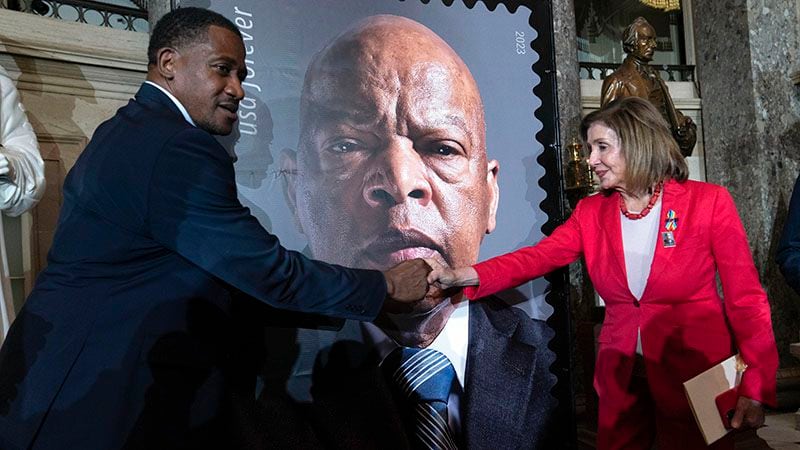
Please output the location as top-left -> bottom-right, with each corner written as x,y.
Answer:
730,396 -> 764,430
424,258 -> 479,290
424,258 -> 458,289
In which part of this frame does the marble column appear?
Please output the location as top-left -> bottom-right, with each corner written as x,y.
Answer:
551,0 -> 597,347
693,0 -> 800,368
147,0 -> 172,27
552,0 -> 582,154
552,0 -> 600,425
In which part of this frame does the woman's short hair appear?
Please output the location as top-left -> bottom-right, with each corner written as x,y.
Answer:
580,96 -> 688,196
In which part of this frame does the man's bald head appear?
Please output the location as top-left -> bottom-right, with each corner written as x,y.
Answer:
299,15 -> 486,162
284,14 -> 499,347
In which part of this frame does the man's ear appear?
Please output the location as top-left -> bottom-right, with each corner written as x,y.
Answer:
155,47 -> 179,81
280,148 -> 304,234
485,159 -> 500,234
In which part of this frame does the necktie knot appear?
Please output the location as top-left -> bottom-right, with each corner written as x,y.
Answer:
382,347 -> 459,449
384,347 -> 457,403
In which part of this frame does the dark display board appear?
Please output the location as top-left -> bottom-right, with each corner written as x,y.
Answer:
179,0 -> 573,446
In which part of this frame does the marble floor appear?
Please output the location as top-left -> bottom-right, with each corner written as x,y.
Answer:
748,412 -> 800,449
576,411 -> 800,449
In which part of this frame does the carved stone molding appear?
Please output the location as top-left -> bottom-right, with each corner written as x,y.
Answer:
0,8 -> 146,100
0,53 -> 143,100
0,8 -> 147,72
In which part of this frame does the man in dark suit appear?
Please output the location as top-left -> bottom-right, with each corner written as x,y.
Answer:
778,174 -> 800,294
0,8 -> 433,450
274,15 -> 558,449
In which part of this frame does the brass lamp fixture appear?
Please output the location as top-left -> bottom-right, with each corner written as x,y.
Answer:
638,0 -> 681,12
564,137 -> 595,207
565,138 -> 591,189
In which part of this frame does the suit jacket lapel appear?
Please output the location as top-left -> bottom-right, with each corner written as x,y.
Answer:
308,321 -> 411,449
135,82 -> 185,119
462,301 -> 537,448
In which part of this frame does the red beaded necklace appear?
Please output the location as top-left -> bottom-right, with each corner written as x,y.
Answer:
619,182 -> 663,220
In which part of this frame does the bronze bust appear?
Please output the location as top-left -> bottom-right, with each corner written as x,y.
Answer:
601,17 -> 697,157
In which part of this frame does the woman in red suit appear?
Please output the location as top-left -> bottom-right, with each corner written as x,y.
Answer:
427,97 -> 777,449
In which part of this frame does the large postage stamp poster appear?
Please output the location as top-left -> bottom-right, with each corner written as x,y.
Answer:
180,0 -> 573,446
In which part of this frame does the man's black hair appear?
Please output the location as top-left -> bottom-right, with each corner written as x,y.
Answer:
147,7 -> 241,66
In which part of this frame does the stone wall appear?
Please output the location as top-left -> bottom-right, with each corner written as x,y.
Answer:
553,0 -> 582,156
693,0 -> 800,369
0,9 -> 147,298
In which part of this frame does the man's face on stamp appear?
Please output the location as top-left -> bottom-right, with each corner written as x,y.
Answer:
284,15 -> 500,272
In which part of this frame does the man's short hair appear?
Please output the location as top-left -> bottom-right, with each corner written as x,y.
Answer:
622,16 -> 651,54
147,7 -> 242,66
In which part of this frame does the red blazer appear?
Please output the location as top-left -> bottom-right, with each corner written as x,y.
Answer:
466,179 -> 777,416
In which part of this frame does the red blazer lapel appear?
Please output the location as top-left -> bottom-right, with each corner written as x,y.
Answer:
598,192 -> 630,288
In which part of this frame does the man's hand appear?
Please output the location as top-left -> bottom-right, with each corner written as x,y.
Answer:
730,396 -> 764,430
382,259 -> 431,306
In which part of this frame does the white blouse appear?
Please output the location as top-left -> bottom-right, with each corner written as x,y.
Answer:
621,198 -> 662,355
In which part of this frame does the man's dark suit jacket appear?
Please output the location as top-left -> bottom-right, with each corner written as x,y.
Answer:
0,83 -> 386,450
258,297 -> 558,449
778,174 -> 800,294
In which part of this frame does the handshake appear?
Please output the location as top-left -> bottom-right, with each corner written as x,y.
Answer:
380,258 -> 473,314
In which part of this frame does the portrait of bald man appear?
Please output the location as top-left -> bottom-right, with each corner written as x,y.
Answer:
262,15 -> 558,449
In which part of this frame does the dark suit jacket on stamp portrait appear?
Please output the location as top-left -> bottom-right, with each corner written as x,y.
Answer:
258,297 -> 558,450
0,83 -> 386,450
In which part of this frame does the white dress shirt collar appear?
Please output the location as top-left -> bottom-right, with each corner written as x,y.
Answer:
144,81 -> 196,127
362,298 -> 470,389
